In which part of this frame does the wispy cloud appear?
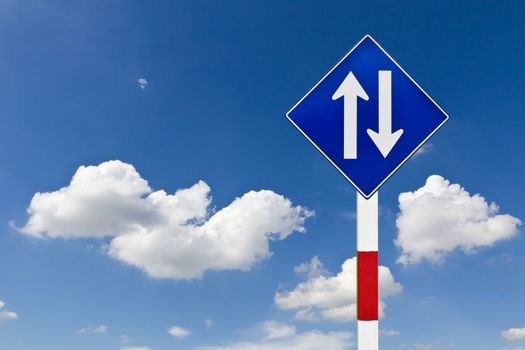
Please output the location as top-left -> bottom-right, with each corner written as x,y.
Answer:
339,211 -> 356,221
76,324 -> 107,335
414,343 -> 436,350
502,328 -> 525,341
199,321 -> 352,350
380,328 -> 400,336
412,143 -> 434,159
120,335 -> 132,344
293,256 -> 327,278
261,321 -> 296,341
0,300 -> 18,323
487,252 -> 513,265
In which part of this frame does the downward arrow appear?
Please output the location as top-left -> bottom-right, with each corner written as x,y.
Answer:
332,71 -> 369,159
367,71 -> 403,158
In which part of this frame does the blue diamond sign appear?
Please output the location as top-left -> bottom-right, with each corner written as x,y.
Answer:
286,35 -> 449,198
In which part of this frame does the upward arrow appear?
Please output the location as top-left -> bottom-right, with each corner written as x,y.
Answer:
367,70 -> 403,158
332,71 -> 369,159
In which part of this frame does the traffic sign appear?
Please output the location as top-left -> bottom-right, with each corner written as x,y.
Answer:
286,35 -> 449,198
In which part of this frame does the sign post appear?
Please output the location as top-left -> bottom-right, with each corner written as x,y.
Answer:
286,35 -> 448,349
357,192 -> 378,349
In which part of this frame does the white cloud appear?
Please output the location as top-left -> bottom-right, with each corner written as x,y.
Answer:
261,321 -> 296,341
293,256 -> 327,278
274,256 -> 402,322
199,321 -> 352,350
76,324 -> 107,335
380,329 -> 400,336
339,211 -> 356,221
414,343 -> 435,350
395,175 -> 521,265
0,300 -> 18,323
205,319 -> 213,327
412,143 -> 433,158
121,347 -> 151,350
137,78 -> 148,90
169,325 -> 191,339
0,311 -> 18,322
502,328 -> 525,341
120,335 -> 132,344
18,160 -> 312,280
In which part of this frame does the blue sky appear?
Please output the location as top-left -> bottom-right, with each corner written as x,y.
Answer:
0,1 -> 524,350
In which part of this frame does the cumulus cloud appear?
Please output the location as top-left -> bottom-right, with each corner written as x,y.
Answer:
199,321 -> 352,350
169,326 -> 191,339
502,328 -> 525,341
137,78 -> 148,90
0,300 -> 18,323
274,256 -> 402,322
18,160 -> 312,280
76,324 -> 107,335
395,175 -> 521,265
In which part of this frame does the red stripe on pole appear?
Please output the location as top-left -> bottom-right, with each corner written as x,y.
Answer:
357,251 -> 378,321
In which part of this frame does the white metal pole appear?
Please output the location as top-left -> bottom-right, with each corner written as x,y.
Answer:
356,191 -> 379,350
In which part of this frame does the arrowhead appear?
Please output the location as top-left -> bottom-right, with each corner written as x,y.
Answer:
332,72 -> 369,100
367,128 -> 404,157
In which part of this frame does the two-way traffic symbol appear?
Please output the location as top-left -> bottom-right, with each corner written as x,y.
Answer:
333,70 -> 403,159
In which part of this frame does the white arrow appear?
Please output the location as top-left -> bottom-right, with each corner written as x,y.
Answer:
332,71 -> 369,159
367,70 -> 403,158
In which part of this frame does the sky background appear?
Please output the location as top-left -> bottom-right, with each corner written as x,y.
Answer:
0,1 -> 524,350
